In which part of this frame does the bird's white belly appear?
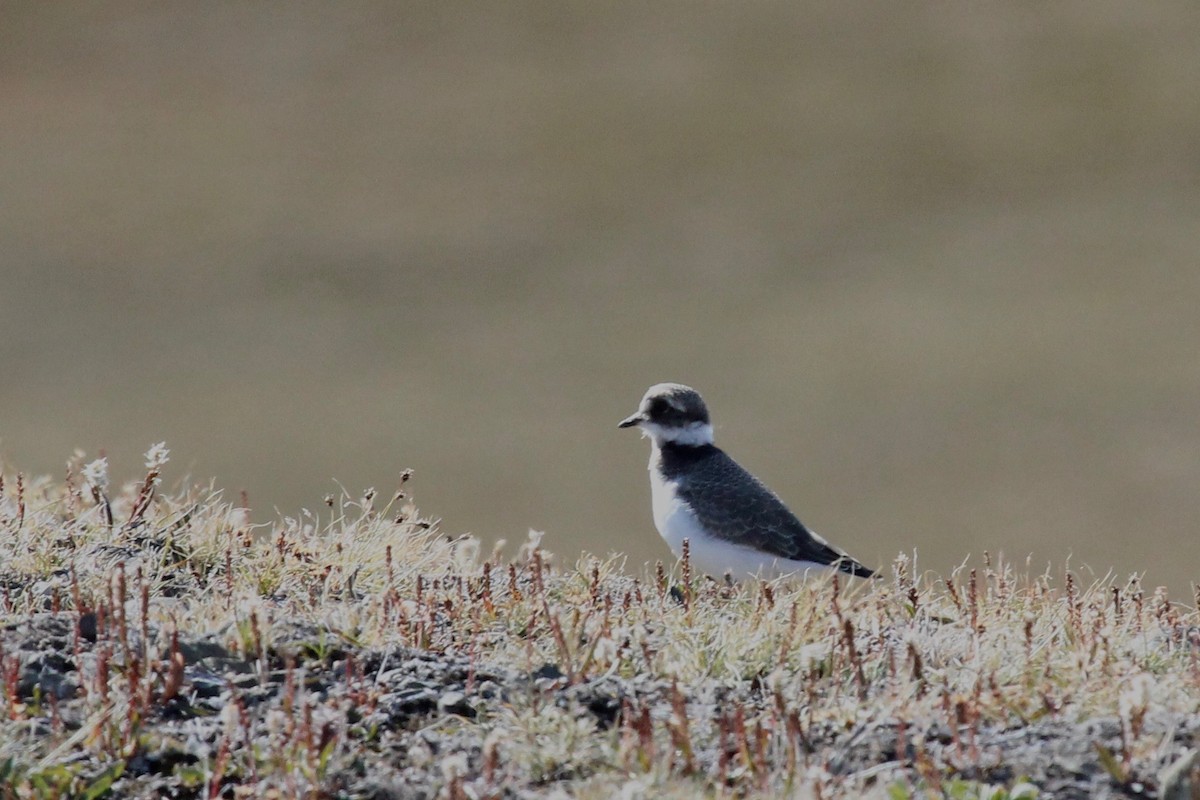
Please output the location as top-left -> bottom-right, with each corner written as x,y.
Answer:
649,464 -> 835,581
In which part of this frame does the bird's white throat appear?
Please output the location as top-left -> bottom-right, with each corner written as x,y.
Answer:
638,420 -> 714,447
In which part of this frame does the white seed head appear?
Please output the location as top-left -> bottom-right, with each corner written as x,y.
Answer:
82,457 -> 109,492
439,751 -> 469,782
144,441 -> 170,471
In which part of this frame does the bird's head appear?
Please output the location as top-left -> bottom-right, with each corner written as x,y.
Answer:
619,382 -> 714,446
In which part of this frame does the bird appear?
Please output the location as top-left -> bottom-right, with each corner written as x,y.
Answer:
619,382 -> 875,581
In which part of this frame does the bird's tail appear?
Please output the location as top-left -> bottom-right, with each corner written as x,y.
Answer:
836,557 -> 877,579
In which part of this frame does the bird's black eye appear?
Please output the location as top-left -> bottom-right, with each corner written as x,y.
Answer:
647,398 -> 669,418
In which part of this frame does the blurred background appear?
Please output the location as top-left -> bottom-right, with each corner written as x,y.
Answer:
2,3 -> 1198,592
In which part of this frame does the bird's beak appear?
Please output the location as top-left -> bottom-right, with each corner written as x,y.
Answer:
618,412 -> 645,429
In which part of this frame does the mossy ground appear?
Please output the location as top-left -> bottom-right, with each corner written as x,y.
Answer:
0,451 -> 1197,799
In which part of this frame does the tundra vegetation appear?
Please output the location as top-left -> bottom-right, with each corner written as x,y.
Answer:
0,447 -> 1197,799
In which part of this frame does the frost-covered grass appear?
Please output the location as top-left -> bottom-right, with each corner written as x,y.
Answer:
0,449 -> 1197,799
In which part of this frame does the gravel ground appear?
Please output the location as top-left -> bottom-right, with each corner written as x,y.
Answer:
2,612 -> 1197,799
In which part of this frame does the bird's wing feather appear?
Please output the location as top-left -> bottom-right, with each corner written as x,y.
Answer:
672,447 -> 873,577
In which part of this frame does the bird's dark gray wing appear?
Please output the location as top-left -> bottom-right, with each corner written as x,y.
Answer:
662,444 -> 874,578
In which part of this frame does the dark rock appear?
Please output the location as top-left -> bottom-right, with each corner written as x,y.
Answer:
195,655 -> 253,675
437,691 -> 474,717
584,693 -> 621,728
389,687 -> 439,718
532,662 -> 565,682
175,637 -> 232,663
28,664 -> 79,700
77,612 -> 98,642
187,669 -> 227,698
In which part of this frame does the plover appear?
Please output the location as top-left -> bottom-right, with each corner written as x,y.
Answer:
619,383 -> 875,580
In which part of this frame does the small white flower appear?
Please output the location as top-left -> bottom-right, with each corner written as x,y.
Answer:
408,738 -> 433,767
763,667 -> 787,691
144,442 -> 170,472
454,535 -> 481,569
518,529 -> 546,562
1119,673 -> 1154,724
592,635 -> 618,666
440,752 -> 469,782
218,698 -> 241,736
82,458 -> 109,492
264,709 -> 288,738
616,776 -> 651,800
